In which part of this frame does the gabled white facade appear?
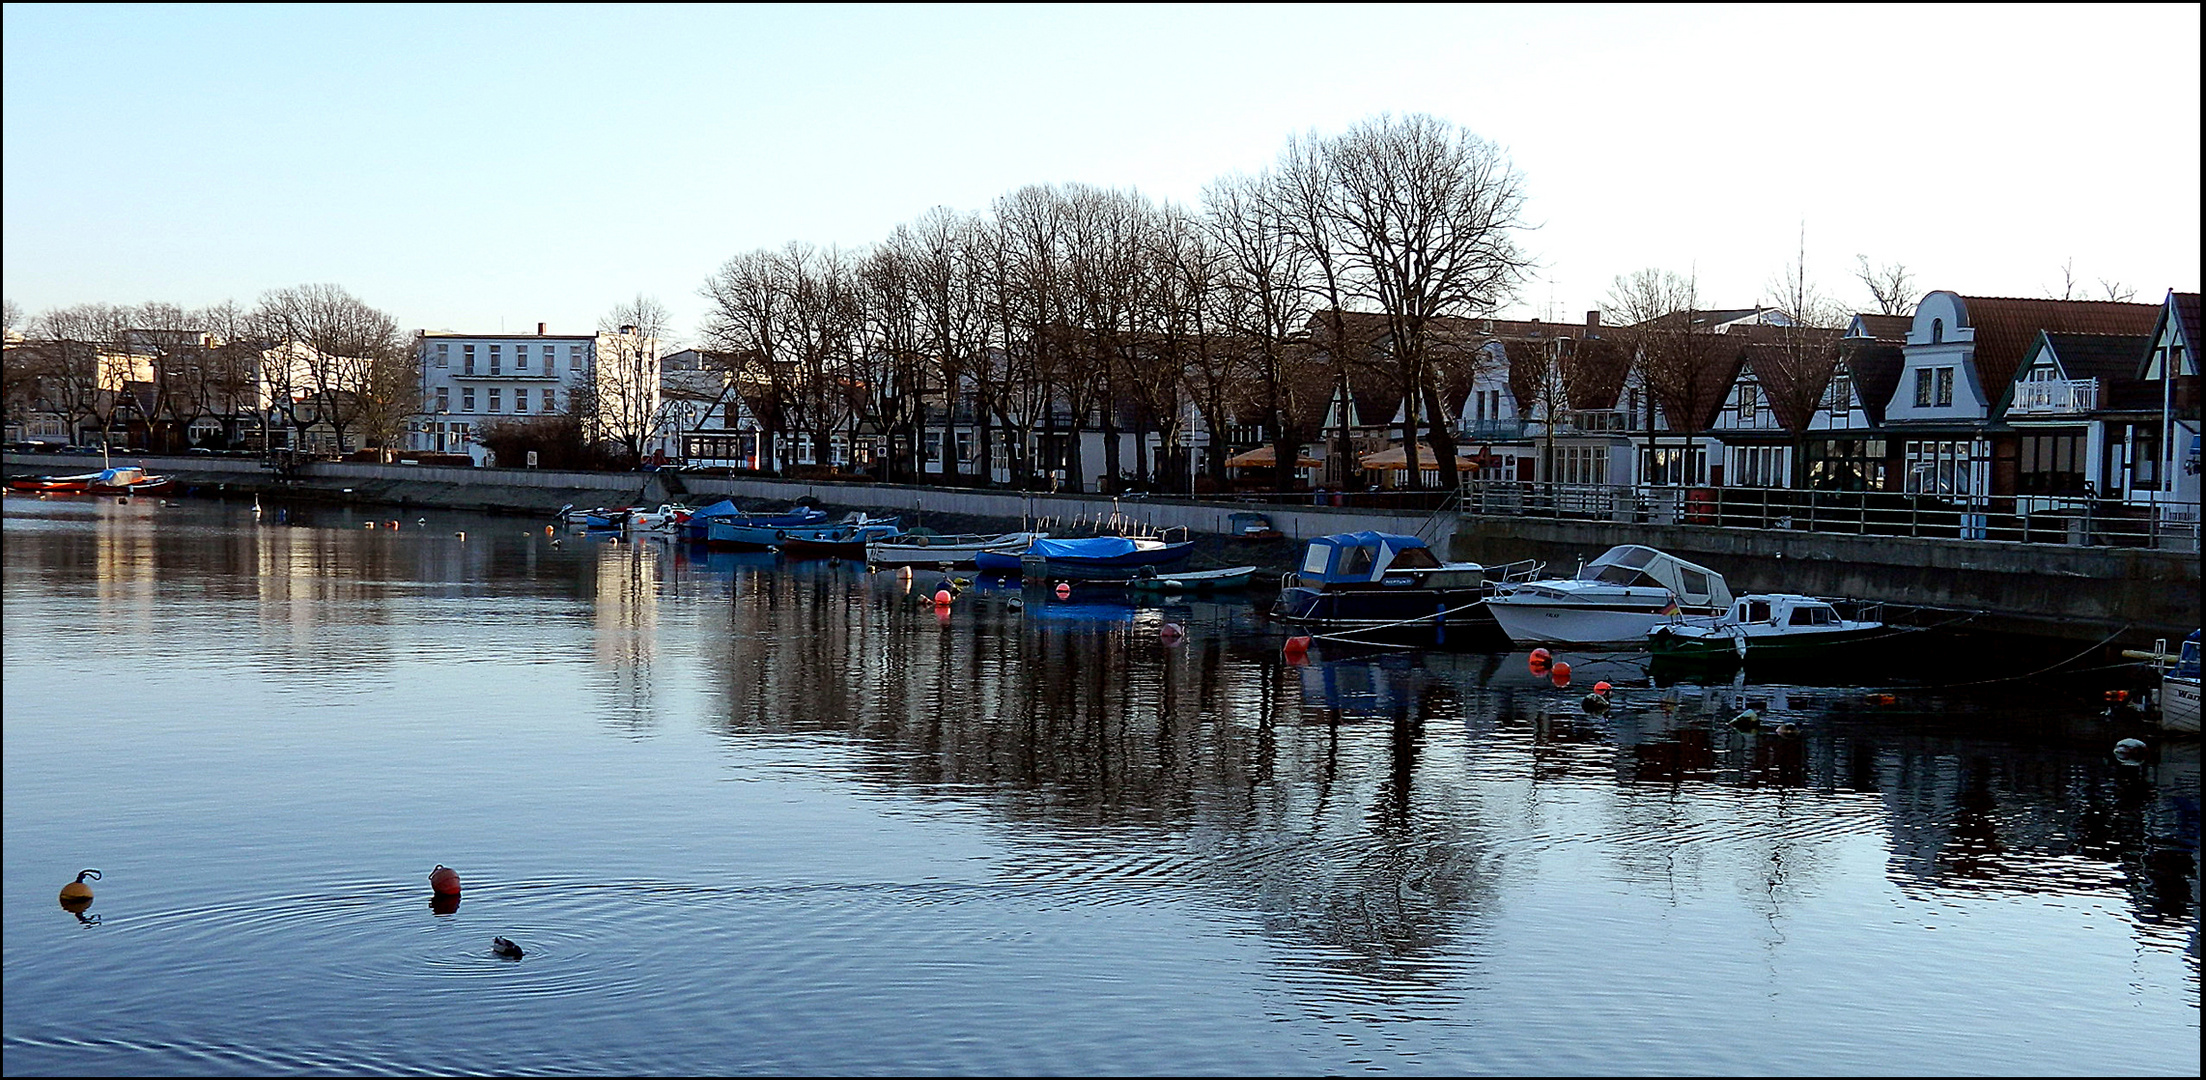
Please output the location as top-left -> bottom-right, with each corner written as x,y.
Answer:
1883,291 -> 1994,424
412,330 -> 599,463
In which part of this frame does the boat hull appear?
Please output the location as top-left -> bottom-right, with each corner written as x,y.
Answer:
2162,676 -> 2201,733
1273,584 -> 1501,641
865,532 -> 1044,568
1647,622 -> 1886,663
1486,599 -> 1684,646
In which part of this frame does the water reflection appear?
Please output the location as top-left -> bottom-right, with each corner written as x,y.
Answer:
4,496 -> 2195,1074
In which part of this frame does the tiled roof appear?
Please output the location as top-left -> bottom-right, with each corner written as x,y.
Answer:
1849,314 -> 1912,341
1955,295 -> 2159,395
1838,340 -> 1905,425
1631,307 -> 1768,332
1743,334 -> 1843,432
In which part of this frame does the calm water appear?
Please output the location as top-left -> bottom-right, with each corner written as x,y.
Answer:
3,495 -> 2197,1076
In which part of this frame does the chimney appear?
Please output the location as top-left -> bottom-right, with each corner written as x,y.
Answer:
1586,310 -> 1601,330
538,322 -> 547,335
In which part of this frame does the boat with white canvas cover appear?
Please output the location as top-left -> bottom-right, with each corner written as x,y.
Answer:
866,531 -> 1048,568
1485,544 -> 1733,646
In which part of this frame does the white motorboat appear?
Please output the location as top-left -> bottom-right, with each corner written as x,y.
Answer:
1648,594 -> 1885,663
2161,631 -> 2200,734
1485,544 -> 1732,646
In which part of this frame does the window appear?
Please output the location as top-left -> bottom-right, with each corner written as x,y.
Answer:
488,388 -> 501,413
1914,368 -> 1934,407
1641,445 -> 1705,485
489,345 -> 501,376
1551,444 -> 1608,485
517,346 -> 529,372
956,430 -> 974,463
546,347 -> 557,374
436,387 -> 450,412
1935,367 -> 1954,407
541,388 -> 556,413
1732,446 -> 1788,487
1828,373 -> 1851,412
462,387 -> 476,412
1931,318 -> 1944,344
1903,439 -> 1981,496
2131,427 -> 2162,491
463,344 -> 476,375
514,389 -> 529,413
435,343 -> 449,369
568,345 -> 583,369
1737,383 -> 1759,422
2017,432 -> 2085,495
924,432 -> 942,463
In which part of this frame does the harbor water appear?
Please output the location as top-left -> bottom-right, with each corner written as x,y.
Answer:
3,495 -> 2197,1075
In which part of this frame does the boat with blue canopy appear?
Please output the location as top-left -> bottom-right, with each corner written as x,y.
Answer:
977,534 -> 1194,579
1271,531 -> 1539,643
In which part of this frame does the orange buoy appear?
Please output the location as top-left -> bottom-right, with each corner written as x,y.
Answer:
1592,681 -> 1613,695
934,589 -> 953,605
429,864 -> 461,896
1283,635 -> 1311,657
1054,582 -> 1071,599
545,525 -> 555,535
1550,661 -> 1572,688
1530,648 -> 1552,664
1528,647 -> 1552,674
59,868 -> 100,909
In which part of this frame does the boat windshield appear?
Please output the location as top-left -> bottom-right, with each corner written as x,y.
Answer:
1387,546 -> 1444,569
1788,604 -> 1836,626
1585,563 -> 1655,587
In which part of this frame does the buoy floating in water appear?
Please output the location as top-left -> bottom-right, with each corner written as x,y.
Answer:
1582,691 -> 1609,712
1529,647 -> 1552,675
59,869 -> 100,911
1055,582 -> 1071,599
491,936 -> 525,960
934,589 -> 953,606
1283,635 -> 1311,661
454,531 -> 466,541
2113,738 -> 2150,765
429,864 -> 461,896
1549,661 -> 1572,688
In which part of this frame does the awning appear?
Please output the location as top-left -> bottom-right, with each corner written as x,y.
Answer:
1358,444 -> 1480,470
1223,445 -> 1324,469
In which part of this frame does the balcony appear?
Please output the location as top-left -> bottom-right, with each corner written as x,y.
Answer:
2009,378 -> 2099,416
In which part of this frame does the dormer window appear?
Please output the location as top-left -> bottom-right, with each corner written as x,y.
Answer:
1931,318 -> 1944,344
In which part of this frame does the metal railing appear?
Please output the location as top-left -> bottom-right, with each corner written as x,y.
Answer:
2009,378 -> 2100,415
1454,477 -> 2201,551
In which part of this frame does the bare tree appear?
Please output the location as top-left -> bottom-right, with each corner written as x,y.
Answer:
1852,256 -> 1915,316
1762,235 -> 1847,485
701,250 -> 797,472
1206,169 -> 1318,492
1605,268 -> 1735,484
1322,113 -> 1532,491
594,295 -> 671,463
254,284 -> 407,455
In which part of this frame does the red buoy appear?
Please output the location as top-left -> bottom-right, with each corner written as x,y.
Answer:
1529,647 -> 1552,675
1054,582 -> 1071,599
1283,635 -> 1311,659
934,589 -> 953,605
1550,661 -> 1573,688
429,865 -> 461,896
1592,680 -> 1612,695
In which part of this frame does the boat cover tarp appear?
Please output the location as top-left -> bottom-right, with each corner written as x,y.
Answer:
688,499 -> 742,520
1574,545 -> 1732,607
1297,531 -> 1429,584
1029,536 -> 1148,560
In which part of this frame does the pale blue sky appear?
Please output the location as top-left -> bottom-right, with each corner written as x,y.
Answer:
5,3 -> 2198,343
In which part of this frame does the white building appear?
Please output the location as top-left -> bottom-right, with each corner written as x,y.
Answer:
410,323 -> 646,465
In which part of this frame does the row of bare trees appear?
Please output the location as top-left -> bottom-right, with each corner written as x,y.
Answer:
697,113 -> 1534,493
4,285 -> 415,456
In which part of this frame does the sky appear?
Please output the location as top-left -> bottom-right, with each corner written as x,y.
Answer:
4,3 -> 2199,346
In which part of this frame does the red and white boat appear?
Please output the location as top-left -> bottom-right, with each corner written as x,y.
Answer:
5,470 -> 106,493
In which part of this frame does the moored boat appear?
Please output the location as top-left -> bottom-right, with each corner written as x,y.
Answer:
981,534 -> 1194,579
1484,545 -> 1732,646
1270,531 -> 1536,643
2160,631 -> 2200,734
87,466 -> 175,495
1129,565 -> 1261,592
5,470 -> 105,493
1647,594 -> 1886,663
773,518 -> 904,559
866,531 -> 1047,568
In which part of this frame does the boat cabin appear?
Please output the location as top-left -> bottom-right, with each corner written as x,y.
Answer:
1724,594 -> 1843,627
1296,532 -> 1483,588
1574,545 -> 1734,608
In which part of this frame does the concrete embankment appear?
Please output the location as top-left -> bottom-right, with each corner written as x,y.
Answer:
7,454 -> 2191,645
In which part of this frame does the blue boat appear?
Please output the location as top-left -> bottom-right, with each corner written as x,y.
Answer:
1270,531 -> 1537,643
976,535 -> 1194,579
687,501 -> 829,547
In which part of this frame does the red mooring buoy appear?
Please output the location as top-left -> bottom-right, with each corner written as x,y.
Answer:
429,865 -> 461,896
